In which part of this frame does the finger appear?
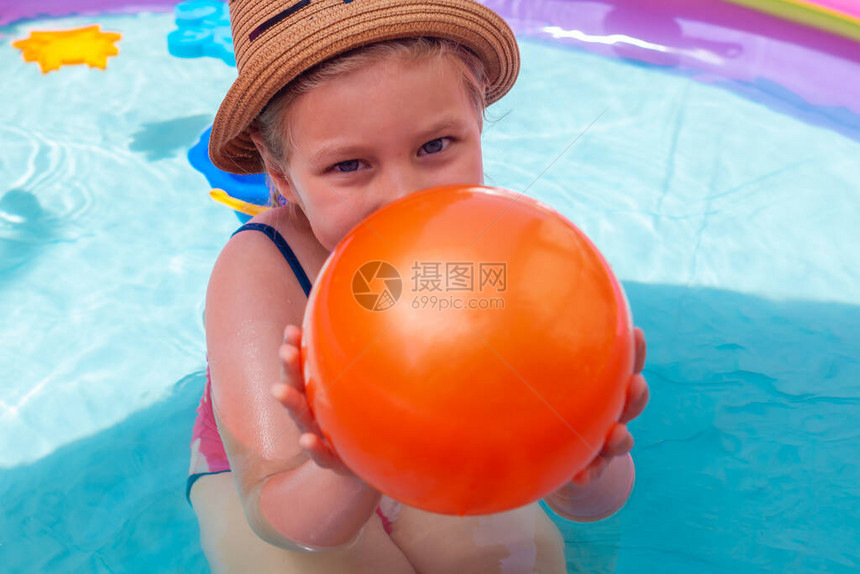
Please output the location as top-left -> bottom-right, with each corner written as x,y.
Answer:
300,433 -> 334,467
571,466 -> 591,487
271,381 -> 290,404
300,433 -> 348,473
601,423 -> 634,457
571,455 -> 609,486
278,342 -> 305,392
620,373 -> 649,424
284,324 -> 302,348
633,327 -> 646,374
271,384 -> 318,435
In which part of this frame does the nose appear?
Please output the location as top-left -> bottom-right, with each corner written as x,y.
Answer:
375,164 -> 423,209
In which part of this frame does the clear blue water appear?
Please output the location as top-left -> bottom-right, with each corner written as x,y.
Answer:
1,8 -> 858,574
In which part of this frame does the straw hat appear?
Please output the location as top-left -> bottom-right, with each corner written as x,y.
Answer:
209,0 -> 520,174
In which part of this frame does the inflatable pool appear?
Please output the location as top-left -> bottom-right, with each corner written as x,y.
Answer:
725,0 -> 860,42
0,0 -> 183,27
1,1 -> 858,571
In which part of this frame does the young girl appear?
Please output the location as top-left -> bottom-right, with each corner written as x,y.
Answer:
188,1 -> 649,572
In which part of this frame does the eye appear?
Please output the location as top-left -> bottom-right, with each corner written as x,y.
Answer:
333,159 -> 360,173
419,137 -> 450,156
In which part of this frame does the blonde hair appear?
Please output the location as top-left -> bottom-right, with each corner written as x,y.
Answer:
252,37 -> 489,207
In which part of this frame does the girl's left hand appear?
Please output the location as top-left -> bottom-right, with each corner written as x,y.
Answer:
272,324 -> 355,476
570,327 -> 650,486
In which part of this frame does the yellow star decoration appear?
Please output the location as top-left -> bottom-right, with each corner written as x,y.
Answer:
13,25 -> 121,74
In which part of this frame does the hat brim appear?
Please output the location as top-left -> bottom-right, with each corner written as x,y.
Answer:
209,0 -> 519,174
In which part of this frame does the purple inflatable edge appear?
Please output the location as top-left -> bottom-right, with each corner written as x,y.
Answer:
485,0 -> 860,122
3,0 -> 857,135
0,0 -> 184,27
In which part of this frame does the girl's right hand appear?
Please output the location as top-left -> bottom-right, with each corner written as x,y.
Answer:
272,324 -> 355,476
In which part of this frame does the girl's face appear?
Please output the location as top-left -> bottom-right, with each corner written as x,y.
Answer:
274,55 -> 485,250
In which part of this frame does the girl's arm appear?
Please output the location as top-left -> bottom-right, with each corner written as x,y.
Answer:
236,451 -> 382,550
205,223 -> 376,551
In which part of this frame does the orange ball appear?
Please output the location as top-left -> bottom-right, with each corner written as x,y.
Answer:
301,185 -> 634,515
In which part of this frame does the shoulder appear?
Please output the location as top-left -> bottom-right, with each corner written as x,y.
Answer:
206,206 -> 326,336
213,207 -> 326,291
242,206 -> 327,278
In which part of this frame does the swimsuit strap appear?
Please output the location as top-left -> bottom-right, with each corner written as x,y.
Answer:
232,223 -> 313,297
